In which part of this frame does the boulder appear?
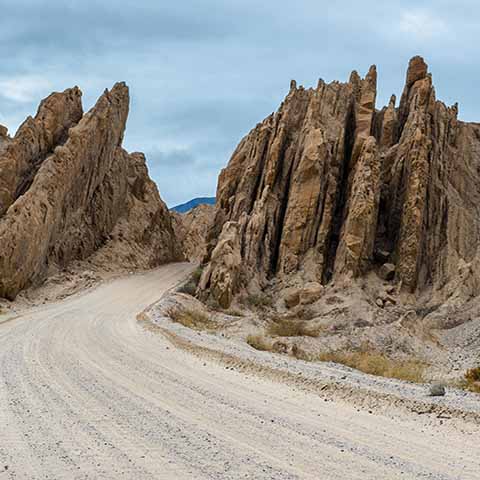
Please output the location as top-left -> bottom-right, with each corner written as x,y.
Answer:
379,263 -> 396,281
429,384 -> 446,397
284,289 -> 300,309
300,282 -> 323,305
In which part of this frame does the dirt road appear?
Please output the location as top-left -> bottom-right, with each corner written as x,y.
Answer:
0,263 -> 478,479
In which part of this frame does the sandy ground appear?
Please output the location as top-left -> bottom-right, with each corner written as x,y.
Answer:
0,263 -> 479,479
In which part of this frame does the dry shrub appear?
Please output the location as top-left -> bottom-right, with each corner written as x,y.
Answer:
178,267 -> 203,296
178,281 -> 197,296
316,351 -> 426,383
267,317 -> 321,338
224,308 -> 244,317
243,293 -> 273,309
168,308 -> 219,331
246,334 -> 272,351
465,367 -> 480,393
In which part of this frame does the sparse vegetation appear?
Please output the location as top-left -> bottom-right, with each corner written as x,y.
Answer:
224,308 -> 244,317
242,293 -> 273,309
206,296 -> 223,311
464,367 -> 480,393
267,317 -> 321,338
315,351 -> 426,383
178,267 -> 203,296
168,308 -> 219,331
244,328 -> 425,383
415,304 -> 440,319
246,334 -> 272,351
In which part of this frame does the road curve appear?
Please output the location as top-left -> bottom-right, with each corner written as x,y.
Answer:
0,263 -> 478,479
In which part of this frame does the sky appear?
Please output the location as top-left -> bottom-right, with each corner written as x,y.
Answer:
1,1 -> 479,206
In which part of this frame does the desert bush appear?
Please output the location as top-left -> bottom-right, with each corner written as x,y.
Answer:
465,367 -> 480,393
267,317 -> 321,338
178,281 -> 197,296
316,351 -> 425,383
246,334 -> 272,351
243,293 -> 273,309
224,308 -> 244,317
168,308 -> 218,331
415,304 -> 440,318
177,267 -> 203,296
191,267 -> 203,283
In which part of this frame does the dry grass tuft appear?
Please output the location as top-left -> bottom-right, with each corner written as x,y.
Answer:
245,332 -> 424,383
168,308 -> 219,332
315,351 -> 426,383
465,367 -> 480,393
246,334 -> 272,351
267,317 -> 321,338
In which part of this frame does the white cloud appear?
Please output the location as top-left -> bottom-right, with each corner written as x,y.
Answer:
0,75 -> 53,103
399,10 -> 449,39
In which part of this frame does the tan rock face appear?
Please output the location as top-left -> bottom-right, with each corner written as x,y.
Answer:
172,204 -> 214,262
199,221 -> 241,309
201,57 -> 480,308
0,124 -> 8,140
0,88 -> 83,216
0,83 -> 182,299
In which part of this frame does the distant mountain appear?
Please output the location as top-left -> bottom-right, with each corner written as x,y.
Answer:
171,197 -> 215,213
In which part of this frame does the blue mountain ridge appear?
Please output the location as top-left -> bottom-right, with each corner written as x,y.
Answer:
171,197 -> 215,213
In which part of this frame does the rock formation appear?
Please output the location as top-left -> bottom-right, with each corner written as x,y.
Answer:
0,83 -> 182,299
200,56 -> 480,308
0,88 -> 83,216
172,203 -> 215,262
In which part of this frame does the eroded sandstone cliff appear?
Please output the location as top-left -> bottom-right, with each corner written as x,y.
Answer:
200,56 -> 480,308
171,203 -> 215,263
0,83 -> 182,299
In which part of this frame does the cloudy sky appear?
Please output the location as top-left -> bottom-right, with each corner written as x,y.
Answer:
1,1 -> 478,206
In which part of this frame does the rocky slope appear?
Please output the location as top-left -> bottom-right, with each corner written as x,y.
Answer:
200,57 -> 480,310
0,83 -> 182,299
172,204 -> 215,262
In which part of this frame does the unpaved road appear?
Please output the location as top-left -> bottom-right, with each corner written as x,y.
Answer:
0,264 -> 478,480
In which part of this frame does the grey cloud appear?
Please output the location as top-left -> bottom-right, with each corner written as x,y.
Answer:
1,1 -> 480,206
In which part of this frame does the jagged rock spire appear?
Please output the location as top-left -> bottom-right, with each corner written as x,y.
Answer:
0,83 -> 182,299
200,57 -> 479,308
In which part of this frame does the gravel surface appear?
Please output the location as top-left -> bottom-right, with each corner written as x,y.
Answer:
1,263 -> 479,479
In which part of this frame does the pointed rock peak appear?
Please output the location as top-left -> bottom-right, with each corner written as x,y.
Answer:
349,70 -> 361,85
366,65 -> 377,82
290,79 -> 297,92
405,56 -> 428,87
389,94 -> 396,107
0,124 -> 8,139
103,82 -> 129,99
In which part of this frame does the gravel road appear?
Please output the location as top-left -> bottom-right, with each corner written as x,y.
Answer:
0,263 -> 478,479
